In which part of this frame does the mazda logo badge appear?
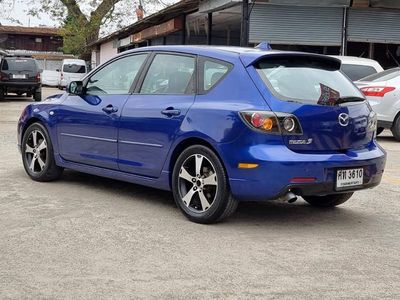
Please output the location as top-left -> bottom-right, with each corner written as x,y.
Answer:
338,113 -> 350,127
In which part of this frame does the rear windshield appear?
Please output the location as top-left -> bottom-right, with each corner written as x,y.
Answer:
63,64 -> 86,73
1,58 -> 37,71
256,56 -> 364,106
341,64 -> 377,81
359,68 -> 400,82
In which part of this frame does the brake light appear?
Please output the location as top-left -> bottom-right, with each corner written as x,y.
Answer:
360,86 -> 395,97
36,72 -> 41,82
240,111 -> 303,135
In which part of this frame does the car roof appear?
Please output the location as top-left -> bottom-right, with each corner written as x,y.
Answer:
63,59 -> 86,64
330,55 -> 384,71
120,45 -> 340,67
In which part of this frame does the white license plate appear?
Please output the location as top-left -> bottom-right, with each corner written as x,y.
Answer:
12,74 -> 27,79
336,168 -> 364,189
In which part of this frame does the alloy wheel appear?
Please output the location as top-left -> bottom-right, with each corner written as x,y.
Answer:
25,130 -> 48,173
178,154 -> 218,212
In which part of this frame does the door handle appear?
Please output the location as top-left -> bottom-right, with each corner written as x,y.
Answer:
161,108 -> 181,117
102,105 -> 118,114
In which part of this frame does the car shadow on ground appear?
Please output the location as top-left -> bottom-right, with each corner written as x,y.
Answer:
56,169 -> 368,228
1,95 -> 34,103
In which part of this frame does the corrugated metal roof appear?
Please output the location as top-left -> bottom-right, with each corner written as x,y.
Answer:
89,0 -> 198,47
0,25 -> 60,36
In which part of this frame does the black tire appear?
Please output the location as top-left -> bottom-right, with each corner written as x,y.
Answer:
33,89 -> 42,102
21,122 -> 63,182
172,145 -> 238,224
391,115 -> 400,141
303,192 -> 353,208
376,127 -> 384,136
0,89 -> 4,100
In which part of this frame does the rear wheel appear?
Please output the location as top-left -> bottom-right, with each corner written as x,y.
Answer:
22,123 -> 63,182
376,127 -> 384,136
33,89 -> 42,102
391,115 -> 400,141
172,145 -> 238,224
303,192 -> 353,208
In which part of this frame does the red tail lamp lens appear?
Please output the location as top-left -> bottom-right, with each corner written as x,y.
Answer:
290,177 -> 317,183
360,86 -> 395,97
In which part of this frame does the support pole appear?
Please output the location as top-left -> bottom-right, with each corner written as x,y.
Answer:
341,6 -> 348,56
241,0 -> 249,47
207,13 -> 212,45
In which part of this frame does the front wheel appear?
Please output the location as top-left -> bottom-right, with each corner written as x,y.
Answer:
303,192 -> 353,208
172,145 -> 238,224
22,123 -> 63,182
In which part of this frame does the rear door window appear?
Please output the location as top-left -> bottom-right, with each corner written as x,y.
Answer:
341,64 -> 377,81
256,56 -> 364,105
140,54 -> 195,94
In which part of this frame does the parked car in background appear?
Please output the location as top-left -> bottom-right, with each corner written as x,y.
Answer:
0,55 -> 42,101
331,56 -> 384,81
41,70 -> 60,87
356,68 -> 400,140
59,59 -> 87,89
17,46 -> 386,223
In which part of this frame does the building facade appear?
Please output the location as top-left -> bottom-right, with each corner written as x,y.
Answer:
91,0 -> 400,69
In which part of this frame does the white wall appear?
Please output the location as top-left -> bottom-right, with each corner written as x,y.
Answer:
99,40 -> 117,65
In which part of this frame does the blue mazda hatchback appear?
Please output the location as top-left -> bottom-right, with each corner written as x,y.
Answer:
18,46 -> 386,223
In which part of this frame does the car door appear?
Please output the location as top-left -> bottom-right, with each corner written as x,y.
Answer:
57,53 -> 148,170
118,52 -> 196,177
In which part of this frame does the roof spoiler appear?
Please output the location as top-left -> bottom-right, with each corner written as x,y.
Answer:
255,42 -> 272,51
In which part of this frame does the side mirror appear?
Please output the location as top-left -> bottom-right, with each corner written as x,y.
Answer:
66,81 -> 84,95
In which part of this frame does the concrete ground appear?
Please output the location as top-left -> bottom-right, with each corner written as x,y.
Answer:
0,87 -> 399,299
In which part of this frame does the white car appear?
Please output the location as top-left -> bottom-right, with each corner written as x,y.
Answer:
59,59 -> 87,88
355,68 -> 400,140
331,56 -> 384,81
41,70 -> 60,87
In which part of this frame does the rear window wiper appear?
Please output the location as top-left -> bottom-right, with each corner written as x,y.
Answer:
336,96 -> 365,104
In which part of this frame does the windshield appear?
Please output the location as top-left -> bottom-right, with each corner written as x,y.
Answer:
359,68 -> 400,82
1,58 -> 37,71
63,64 -> 86,73
256,56 -> 364,106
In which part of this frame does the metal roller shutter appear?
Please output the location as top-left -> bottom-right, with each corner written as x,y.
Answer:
249,4 -> 344,46
348,8 -> 400,44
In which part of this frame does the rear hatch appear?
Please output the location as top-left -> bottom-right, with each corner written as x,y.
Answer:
62,63 -> 86,83
252,54 -> 375,152
0,57 -> 38,83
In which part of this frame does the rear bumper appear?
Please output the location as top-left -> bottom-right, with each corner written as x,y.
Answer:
378,120 -> 393,129
222,141 -> 386,201
0,81 -> 41,91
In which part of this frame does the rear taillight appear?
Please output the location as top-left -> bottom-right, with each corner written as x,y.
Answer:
36,72 -> 41,82
61,73 -> 64,80
0,72 -> 8,81
240,111 -> 303,135
360,86 -> 395,97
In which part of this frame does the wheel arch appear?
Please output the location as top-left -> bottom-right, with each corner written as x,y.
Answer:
166,137 -> 228,188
